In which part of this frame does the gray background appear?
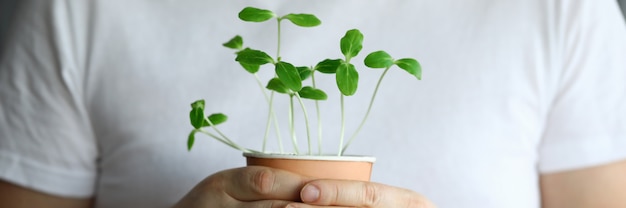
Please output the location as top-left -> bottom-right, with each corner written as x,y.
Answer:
0,0 -> 18,51
1,0 -> 626,53
620,0 -> 626,20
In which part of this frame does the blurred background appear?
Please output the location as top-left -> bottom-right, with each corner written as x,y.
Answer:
620,0 -> 626,15
0,0 -> 17,51
1,0 -> 626,53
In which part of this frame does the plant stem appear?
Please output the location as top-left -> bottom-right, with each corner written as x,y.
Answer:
289,95 -> 300,154
338,95 -> 346,156
255,74 -> 284,153
276,19 -> 282,60
259,89 -> 286,154
295,94 -> 313,155
198,129 -> 257,153
256,74 -> 271,152
311,72 -> 323,155
254,74 -> 270,102
269,92 -> 284,153
341,67 -> 391,154
272,18 -> 286,153
262,119 -> 269,152
205,118 -> 237,146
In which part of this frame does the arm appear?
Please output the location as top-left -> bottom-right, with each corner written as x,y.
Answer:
539,1 -> 626,207
0,180 -> 92,208
541,160 -> 626,208
0,0 -> 99,203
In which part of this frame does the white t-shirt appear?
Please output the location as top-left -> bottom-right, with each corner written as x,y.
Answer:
1,0 -> 626,207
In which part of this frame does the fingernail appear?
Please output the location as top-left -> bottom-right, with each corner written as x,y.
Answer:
285,204 -> 298,208
301,184 -> 320,202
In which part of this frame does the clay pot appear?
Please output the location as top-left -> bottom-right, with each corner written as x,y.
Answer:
244,152 -> 376,181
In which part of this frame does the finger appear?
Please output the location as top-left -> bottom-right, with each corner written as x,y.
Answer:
284,203 -> 351,208
299,180 -> 435,207
209,166 -> 311,201
235,199 -> 294,208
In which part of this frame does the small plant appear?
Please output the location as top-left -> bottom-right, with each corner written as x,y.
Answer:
187,7 -> 421,156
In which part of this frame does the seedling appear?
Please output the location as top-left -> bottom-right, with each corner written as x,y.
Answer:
188,7 -> 421,156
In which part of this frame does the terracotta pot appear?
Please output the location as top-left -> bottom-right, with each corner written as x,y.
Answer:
244,152 -> 376,181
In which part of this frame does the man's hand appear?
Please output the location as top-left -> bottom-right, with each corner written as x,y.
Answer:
173,166 -> 435,208
287,180 -> 435,208
173,166 -> 311,207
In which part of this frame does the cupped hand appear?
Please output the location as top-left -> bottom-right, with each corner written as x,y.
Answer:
173,166 -> 311,208
286,179 -> 436,208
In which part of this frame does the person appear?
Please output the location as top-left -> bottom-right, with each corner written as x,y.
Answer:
1,0 -> 626,207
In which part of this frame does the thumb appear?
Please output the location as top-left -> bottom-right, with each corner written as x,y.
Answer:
299,180 -> 435,208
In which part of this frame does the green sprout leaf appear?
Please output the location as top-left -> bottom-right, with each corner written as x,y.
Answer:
236,48 -> 274,65
239,62 -> 260,74
336,63 -> 359,96
189,100 -> 206,129
297,66 -> 312,80
314,59 -> 342,74
282,14 -> 321,27
187,129 -> 198,151
266,78 -> 291,94
275,61 -> 302,91
238,7 -> 275,22
223,35 -> 243,50
298,86 -> 328,100
364,51 -> 394,68
205,113 -> 228,126
394,58 -> 422,80
340,29 -> 364,60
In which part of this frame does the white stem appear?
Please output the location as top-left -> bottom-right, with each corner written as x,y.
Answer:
311,72 -> 323,155
272,17 -> 285,153
255,75 -> 272,152
269,92 -> 284,153
205,118 -> 236,145
254,74 -> 270,102
289,95 -> 300,154
198,129 -> 255,153
295,94 -> 313,155
338,95 -> 346,156
341,67 -> 391,154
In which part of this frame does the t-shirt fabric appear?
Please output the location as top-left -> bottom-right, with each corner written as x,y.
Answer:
1,0 -> 625,207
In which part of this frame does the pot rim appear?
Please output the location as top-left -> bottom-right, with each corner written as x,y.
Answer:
243,152 -> 376,162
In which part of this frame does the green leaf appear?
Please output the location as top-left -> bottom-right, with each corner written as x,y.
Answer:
240,62 -> 260,74
297,66 -> 312,80
236,48 -> 274,65
314,59 -> 342,74
298,86 -> 328,100
189,100 -> 205,129
340,29 -> 364,60
238,7 -> 275,22
187,129 -> 198,151
204,113 -> 228,126
275,61 -> 302,91
364,51 -> 394,68
282,13 -> 321,27
223,35 -> 243,50
336,63 -> 359,96
394,58 -> 422,80
266,77 -> 290,94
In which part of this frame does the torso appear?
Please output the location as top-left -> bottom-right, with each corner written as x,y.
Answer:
84,1 -> 556,207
